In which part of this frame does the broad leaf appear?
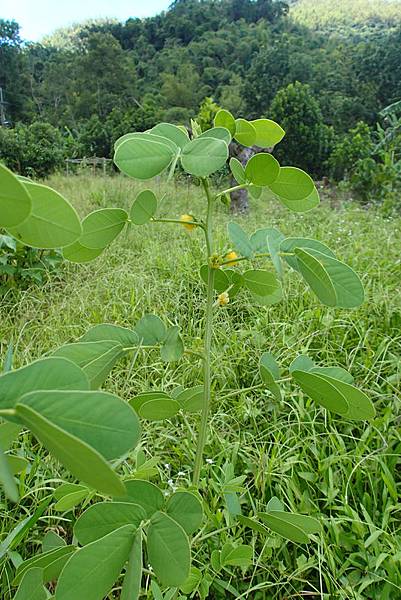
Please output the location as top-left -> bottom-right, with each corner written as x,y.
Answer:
199,127 -> 232,145
150,123 -> 189,149
0,422 -> 22,449
229,157 -> 246,184
115,479 -> 164,518
6,455 -> 28,474
245,153 -> 280,187
114,135 -> 175,180
234,119 -> 256,147
52,341 -> 124,389
243,270 -> 279,297
181,137 -> 228,177
311,366 -> 354,384
200,265 -> 229,293
129,391 -> 171,413
15,404 -> 125,496
74,502 -> 146,545
0,164 -> 31,228
147,511 -> 190,587
7,181 -> 82,249
14,546 -> 76,585
18,390 -> 140,460
289,355 -> 315,373
225,269 -> 244,297
176,386 -> 204,413
166,491 -> 203,535
292,369 -> 349,415
250,119 -> 285,147
130,189 -> 157,225
54,490 -> 89,512
221,544 -> 253,568
314,373 -> 375,420
294,248 -> 337,306
269,167 -> 314,202
227,222 -> 253,258
138,398 -> 180,420
55,525 -> 136,600
0,443 -> 18,502
160,326 -> 184,362
280,237 -> 335,273
278,186 -> 320,213
134,314 -> 166,345
80,208 -> 128,249
214,109 -> 236,136
0,357 -> 89,411
62,241 -> 103,263
258,511 -> 320,543
121,530 -> 142,600
42,531 -> 67,553
80,324 -> 138,347
14,567 -> 47,600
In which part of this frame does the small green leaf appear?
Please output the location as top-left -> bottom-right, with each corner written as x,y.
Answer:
121,530 -> 142,600
267,496 -> 284,512
55,525 -> 136,600
147,511 -> 190,587
52,341 -> 123,389
227,222 -> 253,258
259,353 -> 282,402
250,284 -> 283,306
0,422 -> 22,450
18,390 -> 141,460
134,314 -> 166,345
250,119 -> 285,147
114,134 -> 175,180
200,265 -> 230,293
42,531 -> 66,553
176,386 -> 204,413
214,109 -> 236,136
14,567 -> 47,600
289,355 -> 315,373
234,119 -> 256,147
269,167 -> 314,202
230,158 -> 246,184
6,181 -> 82,249
130,189 -> 157,225
54,490 -> 89,512
15,404 -> 125,496
243,270 -> 279,297
150,123 -> 189,149
0,163 -> 31,228
54,482 -> 89,501
74,502 -> 146,545
115,479 -> 164,518
294,248 -> 337,307
129,391 -> 171,413
166,491 -> 203,535
160,326 -> 184,362
181,137 -> 228,177
79,324 -> 139,347
225,270 -> 244,297
80,208 -> 128,250
180,566 -> 202,595
0,357 -> 89,411
138,398 -> 180,421
245,153 -> 280,187
6,455 -> 28,475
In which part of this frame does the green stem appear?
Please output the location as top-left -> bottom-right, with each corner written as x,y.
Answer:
193,178 -> 215,486
0,409 -> 16,418
151,217 -> 204,230
218,183 -> 250,197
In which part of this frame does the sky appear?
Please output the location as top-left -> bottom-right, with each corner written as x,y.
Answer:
2,0 -> 172,42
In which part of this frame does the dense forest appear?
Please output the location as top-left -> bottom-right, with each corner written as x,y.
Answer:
1,0 -> 401,201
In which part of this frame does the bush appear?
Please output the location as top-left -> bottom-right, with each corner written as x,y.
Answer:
0,121 -> 67,177
328,121 -> 374,181
270,82 -> 334,177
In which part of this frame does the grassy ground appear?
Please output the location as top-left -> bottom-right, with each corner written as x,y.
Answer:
1,173 -> 401,599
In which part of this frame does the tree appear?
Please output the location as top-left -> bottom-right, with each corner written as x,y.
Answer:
270,81 -> 333,176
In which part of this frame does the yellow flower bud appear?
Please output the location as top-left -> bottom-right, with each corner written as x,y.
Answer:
224,251 -> 239,266
180,214 -> 196,231
217,292 -> 230,306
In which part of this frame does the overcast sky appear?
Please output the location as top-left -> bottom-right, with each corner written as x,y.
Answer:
2,0 -> 172,41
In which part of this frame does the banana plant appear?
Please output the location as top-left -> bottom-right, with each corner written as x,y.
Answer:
0,108 -> 376,599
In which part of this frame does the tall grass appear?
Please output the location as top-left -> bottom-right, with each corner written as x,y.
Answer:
1,174 -> 401,598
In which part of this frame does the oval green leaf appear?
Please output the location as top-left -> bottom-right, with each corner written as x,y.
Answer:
147,511 -> 190,587
269,167 -> 314,202
150,122 -> 189,149
130,189 -> 157,225
114,135 -> 175,180
245,153 -> 280,187
234,119 -> 256,147
115,479 -> 164,518
62,241 -> 103,264
0,163 -> 31,228
160,326 -> 184,362
250,119 -> 285,147
243,270 -> 279,297
74,502 -> 146,545
181,137 -> 228,177
214,109 -> 236,136
80,208 -> 128,250
166,491 -> 203,535
230,157 -> 246,184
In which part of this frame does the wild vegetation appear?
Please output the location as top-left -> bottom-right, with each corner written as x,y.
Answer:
0,1 -> 401,599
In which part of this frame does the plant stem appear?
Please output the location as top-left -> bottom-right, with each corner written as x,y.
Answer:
151,217 -> 204,230
218,183 -> 250,196
193,178 -> 215,486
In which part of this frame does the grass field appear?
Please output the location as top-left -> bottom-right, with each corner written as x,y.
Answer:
1,174 -> 401,599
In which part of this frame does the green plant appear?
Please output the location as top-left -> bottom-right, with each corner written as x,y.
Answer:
0,109 -> 377,599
